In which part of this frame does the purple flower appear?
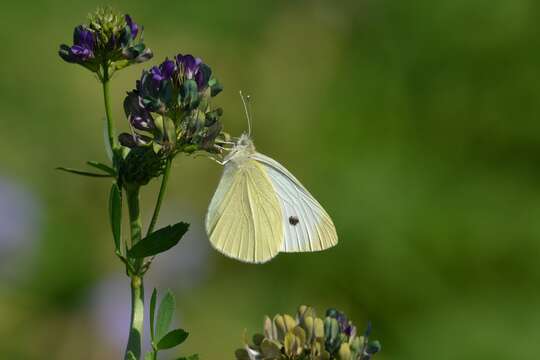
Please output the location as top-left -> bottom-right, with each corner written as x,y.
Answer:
161,59 -> 177,78
60,10 -> 153,73
176,54 -> 202,79
150,58 -> 177,84
118,133 -> 151,148
124,91 -> 155,131
74,26 -> 95,53
125,14 -> 138,39
59,26 -> 95,63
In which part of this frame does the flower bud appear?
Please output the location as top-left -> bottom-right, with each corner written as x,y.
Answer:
338,343 -> 352,360
238,306 -> 380,360
366,340 -> 381,355
118,146 -> 165,186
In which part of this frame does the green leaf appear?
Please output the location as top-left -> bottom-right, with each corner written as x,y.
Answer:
109,183 -> 122,252
87,160 -> 117,176
155,291 -> 175,341
150,288 -> 157,342
128,222 -> 189,258
126,351 -> 137,360
56,167 -> 112,178
156,329 -> 189,350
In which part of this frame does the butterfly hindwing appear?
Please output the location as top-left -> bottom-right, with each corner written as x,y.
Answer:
205,158 -> 284,263
252,152 -> 338,253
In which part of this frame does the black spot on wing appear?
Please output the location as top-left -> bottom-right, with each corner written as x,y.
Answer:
289,216 -> 299,226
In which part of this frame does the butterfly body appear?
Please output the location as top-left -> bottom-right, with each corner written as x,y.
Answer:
206,133 -> 337,263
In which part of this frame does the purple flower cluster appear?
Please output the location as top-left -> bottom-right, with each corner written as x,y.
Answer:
119,55 -> 224,156
59,11 -> 152,74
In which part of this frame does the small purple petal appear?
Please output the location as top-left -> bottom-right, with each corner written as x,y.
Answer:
195,71 -> 205,88
130,114 -> 155,131
149,59 -> 176,85
59,44 -> 78,63
124,91 -> 155,131
150,66 -> 165,83
176,54 -> 202,79
73,25 -> 95,51
119,133 -> 137,148
160,59 -> 177,79
118,133 -> 151,148
71,45 -> 91,59
125,14 -> 139,38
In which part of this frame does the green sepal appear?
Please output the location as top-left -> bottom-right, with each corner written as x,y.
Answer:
87,160 -> 117,176
209,78 -> 223,97
152,142 -> 163,155
56,167 -> 112,178
181,79 -> 199,109
128,222 -> 189,258
197,87 -> 211,111
164,116 -> 177,147
154,115 -> 165,138
150,288 -> 158,343
156,328 -> 189,350
108,183 -> 122,252
155,291 -> 175,341
114,59 -> 130,70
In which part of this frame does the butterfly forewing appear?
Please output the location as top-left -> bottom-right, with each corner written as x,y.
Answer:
251,153 -> 338,253
205,159 -> 284,263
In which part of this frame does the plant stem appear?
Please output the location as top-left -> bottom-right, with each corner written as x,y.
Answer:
125,186 -> 144,359
125,275 -> 144,360
147,157 -> 173,236
127,186 -> 143,249
101,63 -> 118,155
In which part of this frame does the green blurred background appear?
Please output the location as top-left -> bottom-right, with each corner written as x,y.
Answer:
1,0 -> 540,358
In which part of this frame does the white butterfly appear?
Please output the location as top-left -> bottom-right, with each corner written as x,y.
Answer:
205,96 -> 338,263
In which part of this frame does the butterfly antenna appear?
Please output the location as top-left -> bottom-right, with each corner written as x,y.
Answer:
239,90 -> 253,136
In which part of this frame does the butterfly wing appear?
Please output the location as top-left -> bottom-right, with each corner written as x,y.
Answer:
205,158 -> 284,263
252,153 -> 338,253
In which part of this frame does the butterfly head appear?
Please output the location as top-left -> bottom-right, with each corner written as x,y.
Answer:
222,132 -> 255,163
234,132 -> 255,153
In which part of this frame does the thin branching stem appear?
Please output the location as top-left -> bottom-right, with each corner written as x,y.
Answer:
101,62 -> 118,155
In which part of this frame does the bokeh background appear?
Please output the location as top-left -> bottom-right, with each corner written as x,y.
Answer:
1,0 -> 539,358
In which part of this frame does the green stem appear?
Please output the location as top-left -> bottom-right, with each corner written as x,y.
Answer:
147,158 -> 173,236
125,275 -> 144,360
125,187 -> 144,359
127,186 -> 143,248
101,63 -> 118,155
